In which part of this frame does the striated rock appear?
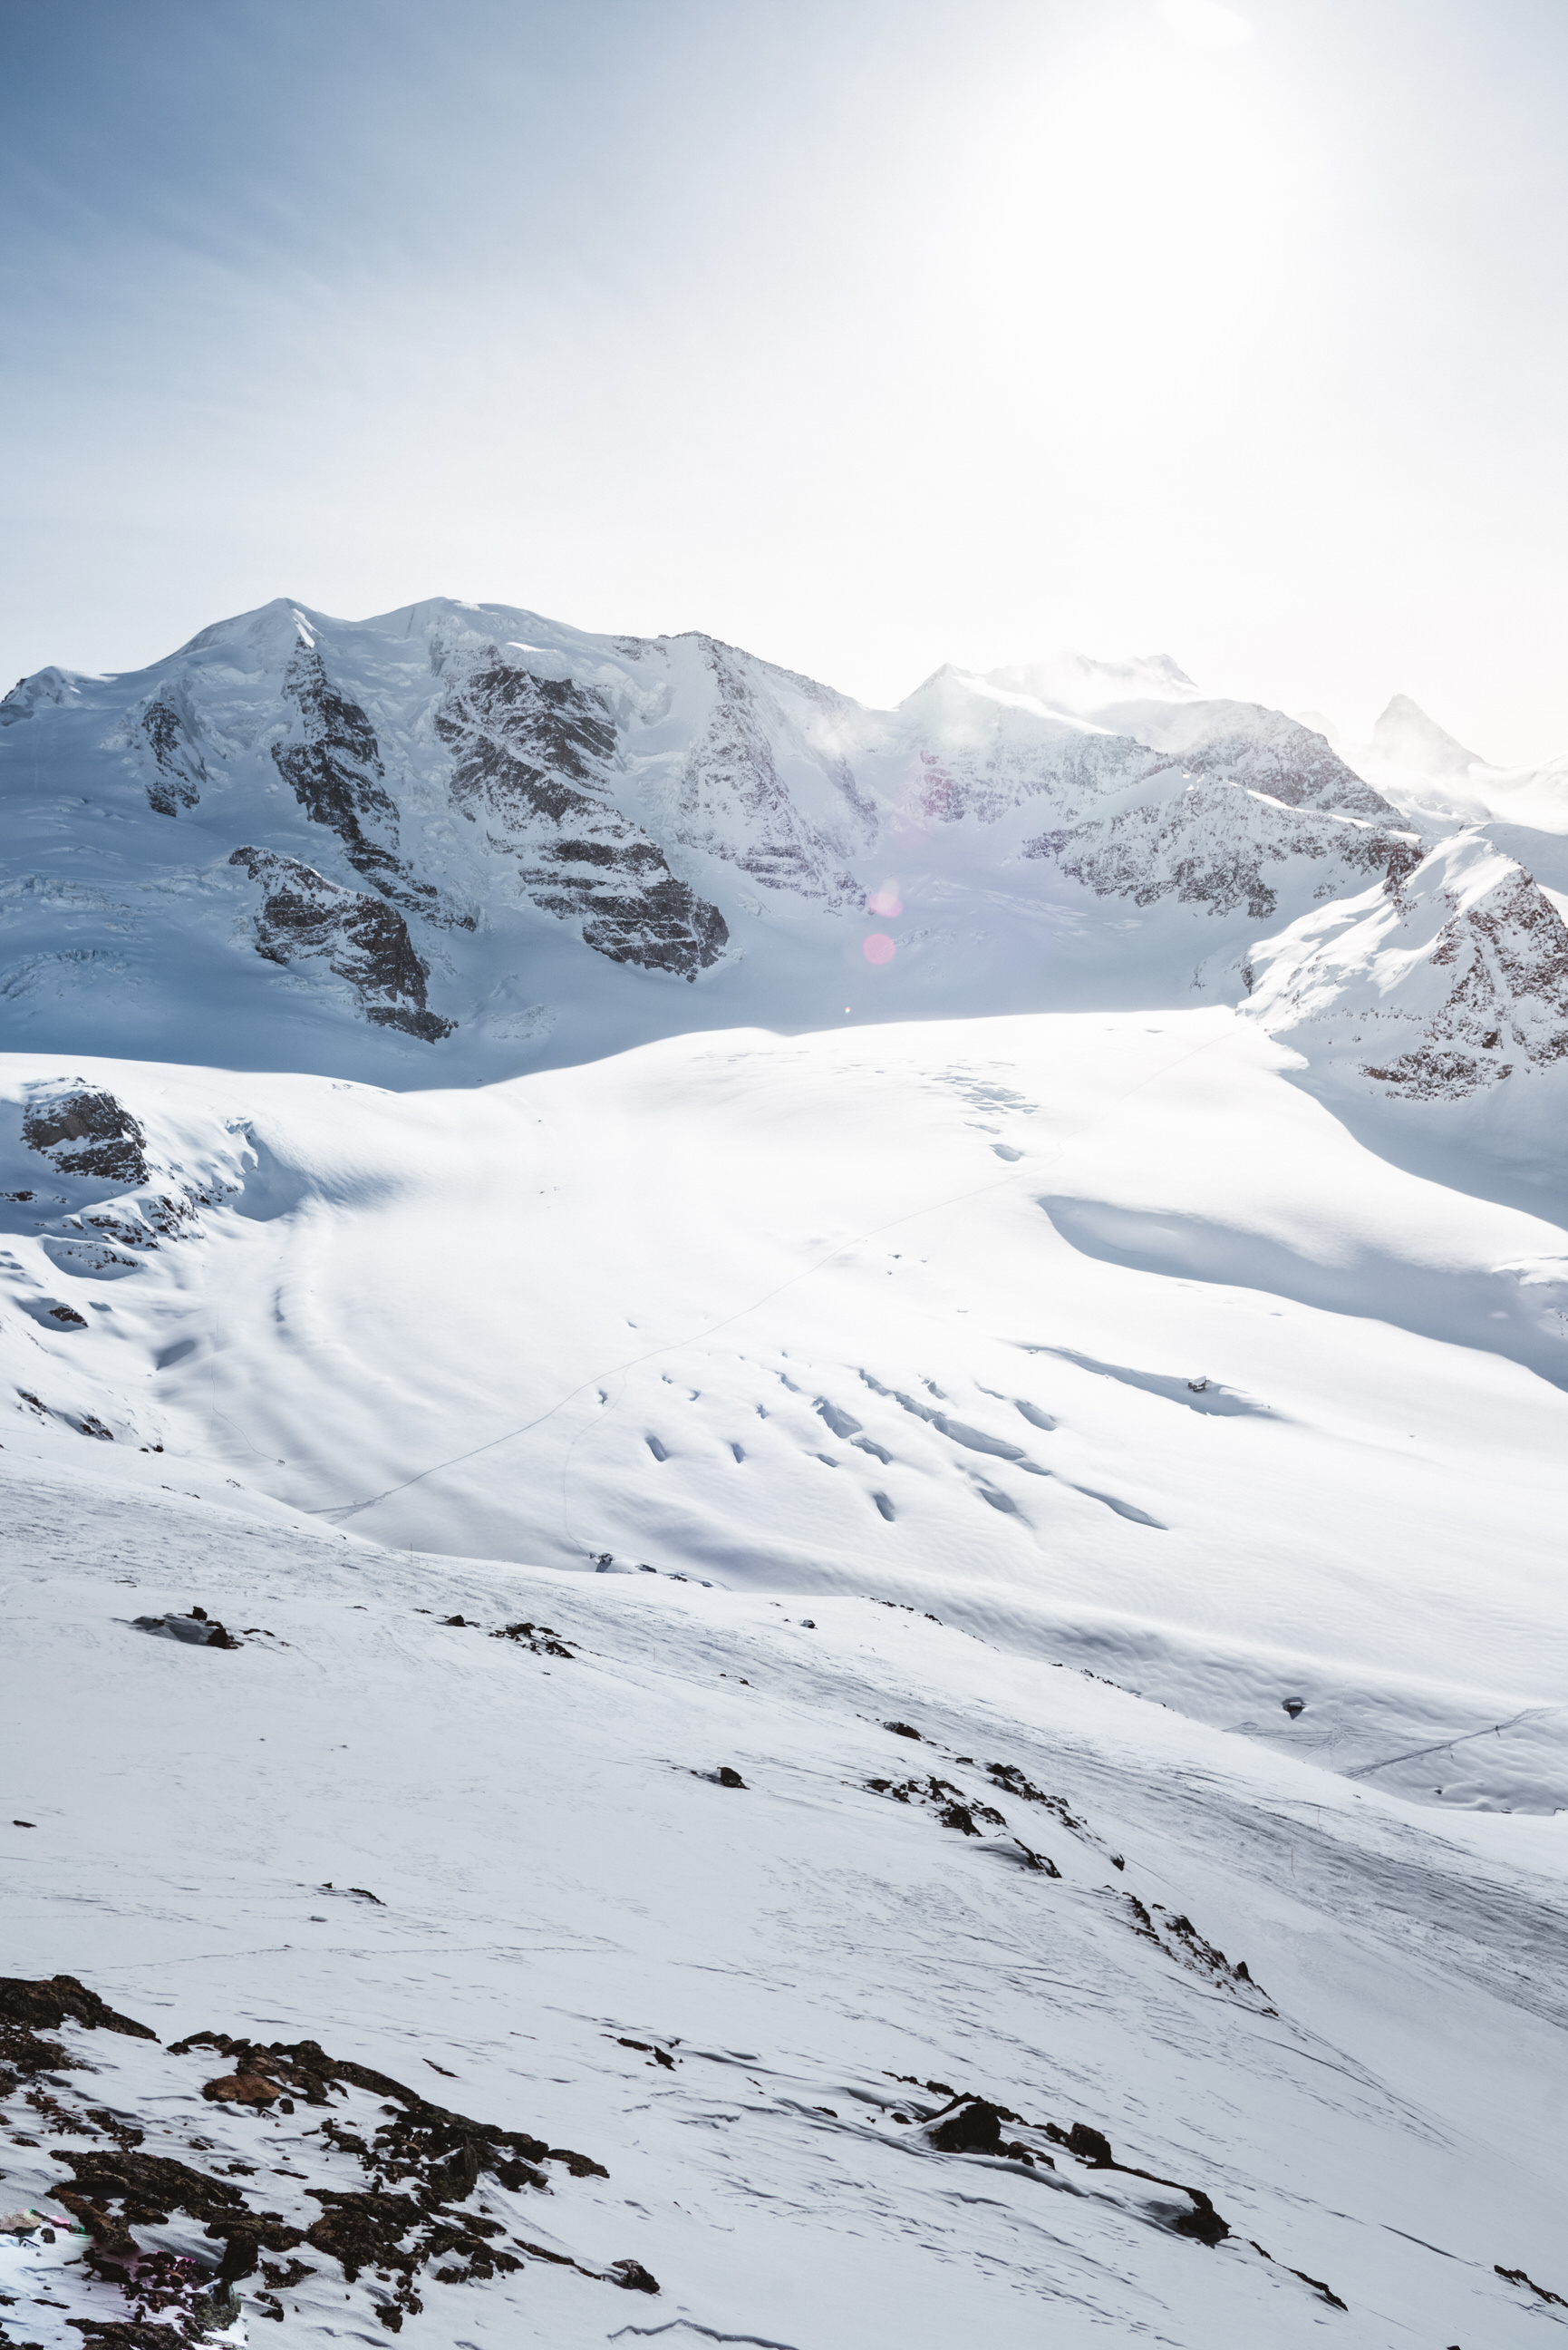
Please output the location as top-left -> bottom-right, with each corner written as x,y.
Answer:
229,847 -> 453,1041
1243,831 -> 1568,1098
434,649 -> 728,978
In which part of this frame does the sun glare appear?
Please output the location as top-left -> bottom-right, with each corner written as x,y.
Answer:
1158,0 -> 1253,49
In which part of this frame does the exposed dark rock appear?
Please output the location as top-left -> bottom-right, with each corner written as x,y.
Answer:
866,1774 -> 1006,1836
271,646 -> 436,917
22,1092 -> 149,1187
434,652 -> 728,978
131,1614 -> 240,1650
229,847 -> 453,1041
607,2258 -> 659,2293
1496,2264 -> 1568,2308
0,1977 -> 157,2045
490,1620 -> 576,1660
716,1767 -> 746,1789
139,689 -> 205,816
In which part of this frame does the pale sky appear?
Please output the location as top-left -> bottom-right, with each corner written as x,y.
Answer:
4,0 -> 1567,762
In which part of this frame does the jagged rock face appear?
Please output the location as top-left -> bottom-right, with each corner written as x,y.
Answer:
434,649 -> 728,979
229,846 -> 454,1041
140,686 -> 207,816
1243,832 -> 1568,1098
21,1088 -> 150,1184
1024,778 -> 1416,922
272,646 -> 439,919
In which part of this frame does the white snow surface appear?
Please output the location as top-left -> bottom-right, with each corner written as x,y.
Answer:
5,1014 -> 1567,1819
4,1403 -> 1568,2349
5,602 -> 1568,2347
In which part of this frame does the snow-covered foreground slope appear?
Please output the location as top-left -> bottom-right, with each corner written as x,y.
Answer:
5,1445 -> 1568,2349
5,1011 -> 1567,1816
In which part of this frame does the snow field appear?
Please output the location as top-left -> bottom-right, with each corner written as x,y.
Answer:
4,1451 -> 1568,2347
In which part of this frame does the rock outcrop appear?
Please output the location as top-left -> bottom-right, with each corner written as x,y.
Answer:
230,846 -> 454,1040
21,1086 -> 150,1184
1243,831 -> 1568,1097
434,648 -> 729,978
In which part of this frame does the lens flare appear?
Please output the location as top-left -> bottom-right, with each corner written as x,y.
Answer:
866,882 -> 904,917
863,933 -> 896,966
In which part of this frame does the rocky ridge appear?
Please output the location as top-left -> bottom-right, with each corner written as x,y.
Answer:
3,597 -> 1566,1092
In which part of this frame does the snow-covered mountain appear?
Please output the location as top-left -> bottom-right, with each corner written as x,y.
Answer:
18,596 -> 1568,1094
6,600 -> 1568,2349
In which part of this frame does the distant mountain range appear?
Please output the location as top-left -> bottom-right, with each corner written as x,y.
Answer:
5,597 -> 1567,1105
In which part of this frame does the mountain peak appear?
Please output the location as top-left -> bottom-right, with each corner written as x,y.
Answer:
1370,694 -> 1488,778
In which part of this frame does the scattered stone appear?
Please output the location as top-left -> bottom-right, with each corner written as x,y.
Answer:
716,1768 -> 746,1790
865,1775 -> 1005,1836
491,1621 -> 576,1659
607,2258 -> 659,2293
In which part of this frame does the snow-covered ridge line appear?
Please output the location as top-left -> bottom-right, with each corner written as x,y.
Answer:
7,593 -> 1564,1090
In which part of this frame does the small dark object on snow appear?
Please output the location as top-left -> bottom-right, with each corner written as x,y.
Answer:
607,2258 -> 659,2293
424,2061 -> 455,2079
48,1306 -> 87,1327
885,1721 -> 922,1740
131,1613 -> 240,1651
1013,1841 -> 1060,1876
1068,2122 -> 1114,2167
716,1767 -> 746,1789
14,1819 -> 36,1828
1282,1697 -> 1305,1718
441,1615 -> 469,1627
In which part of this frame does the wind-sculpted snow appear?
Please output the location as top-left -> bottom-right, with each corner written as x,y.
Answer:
11,594 -> 1568,1081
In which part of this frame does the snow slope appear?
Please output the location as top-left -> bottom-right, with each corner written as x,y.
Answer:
4,1442 -> 1568,2350
5,1013 -> 1567,1817
5,608 -> 1568,2350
